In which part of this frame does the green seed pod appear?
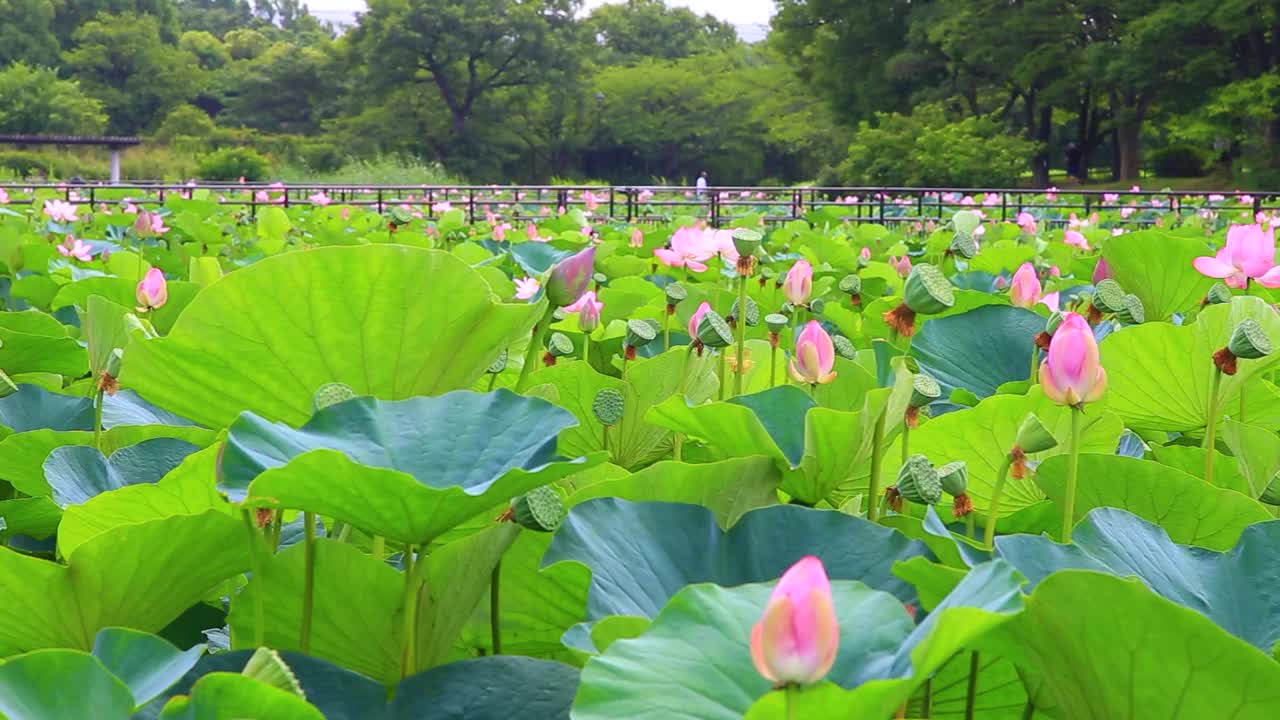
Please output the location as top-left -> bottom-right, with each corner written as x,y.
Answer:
242,647 -> 304,697
313,382 -> 357,412
1116,293 -> 1145,325
696,310 -> 734,348
832,334 -> 856,360
903,264 -> 955,315
949,233 -> 978,259
592,388 -> 625,426
937,461 -> 968,497
487,350 -> 508,374
838,274 -> 862,295
1228,318 -> 1272,360
548,332 -> 575,358
910,373 -> 942,408
896,454 -> 943,505
729,296 -> 760,326
388,207 -> 414,225
1092,279 -> 1126,315
810,298 -> 826,315
511,485 -> 566,532
551,307 -> 567,322
779,302 -> 795,317
1205,282 -> 1232,305
592,272 -> 608,285
1014,413 -> 1058,454
953,209 -> 983,236
765,313 -> 788,334
1045,311 -> 1064,334
624,319 -> 657,349
665,283 -> 688,305
731,227 -> 763,256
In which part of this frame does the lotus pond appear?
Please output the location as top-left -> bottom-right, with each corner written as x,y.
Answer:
0,185 -> 1278,719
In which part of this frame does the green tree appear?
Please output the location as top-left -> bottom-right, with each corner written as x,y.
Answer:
224,28 -> 270,59
181,30 -> 232,69
52,0 -> 179,48
172,0 -> 255,38
585,0 -> 738,64
0,64 -> 108,135
219,41 -> 338,132
0,0 -> 58,66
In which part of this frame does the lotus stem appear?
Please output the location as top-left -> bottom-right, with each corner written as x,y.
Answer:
270,513 -> 283,551
92,387 -> 105,451
867,409 -> 888,522
241,508 -> 265,648
301,510 -> 316,654
400,545 -> 418,677
1240,392 -> 1246,424
371,535 -> 385,559
1203,368 -> 1223,489
1029,345 -> 1039,384
983,456 -> 1015,549
770,343 -> 778,388
786,685 -> 797,720
515,305 -> 556,392
963,651 -> 980,720
717,350 -> 726,400
490,561 -> 502,655
734,277 -> 748,397
673,433 -> 683,461
901,424 -> 910,465
1062,405 -> 1083,543
663,308 -> 671,351
923,677 -> 933,718
965,513 -> 975,539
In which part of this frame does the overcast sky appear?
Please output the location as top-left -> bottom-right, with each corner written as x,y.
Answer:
306,0 -> 776,31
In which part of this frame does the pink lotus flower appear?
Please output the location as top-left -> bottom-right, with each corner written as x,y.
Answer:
629,228 -> 644,248
994,276 -> 1008,290
1208,194 -> 1226,203
255,190 -> 270,203
1111,228 -> 1125,237
960,196 -> 975,206
583,191 -> 600,211
566,290 -> 603,332
1103,193 -> 1120,203
309,192 -> 332,206
1009,263 -> 1042,308
688,301 -> 712,337
983,193 -> 1001,207
889,255 -> 912,278
1130,185 -> 1141,193
1092,258 -> 1112,284
43,200 -> 78,223
526,224 -> 539,240
136,267 -> 168,311
750,556 -> 839,687
1192,224 -> 1280,288
57,236 -> 92,262
1049,266 -> 1061,277
1045,187 -> 1059,201
788,321 -> 837,385
1016,212 -> 1037,234
1241,195 -> 1255,206
859,247 -> 872,262
432,201 -> 453,213
783,260 -> 813,306
655,226 -> 716,272
755,191 -> 767,200
0,189 -> 8,204
1120,206 -> 1136,219
1039,312 -> 1107,406
638,189 -> 654,203
513,277 -> 540,300
1064,230 -> 1090,250
492,223 -> 512,242
546,245 -> 596,306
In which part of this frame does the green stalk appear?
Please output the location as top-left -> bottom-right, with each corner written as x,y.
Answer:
717,350 -> 726,400
770,342 -> 778,388
867,409 -> 888,522
582,333 -> 591,366
400,545 -> 418,677
734,276 -> 748,397
241,508 -> 265,647
270,513 -> 283,551
486,373 -> 498,392
901,422 -> 910,465
92,387 -> 105,452
965,513 -> 975,540
1062,405 -> 1083,543
663,309 -> 671,351
490,561 -> 503,655
983,456 -> 1015,549
786,685 -> 797,720
923,677 -> 934,718
963,652 -> 980,720
1029,345 -> 1039,384
515,305 -> 556,392
371,535 -> 385,559
1203,368 -> 1224,490
300,511 -> 316,654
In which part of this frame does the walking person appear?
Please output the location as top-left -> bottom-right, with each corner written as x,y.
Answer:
695,171 -> 708,198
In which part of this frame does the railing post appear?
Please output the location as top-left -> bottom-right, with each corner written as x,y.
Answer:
710,190 -> 720,227
468,188 -> 476,223
878,192 -> 885,224
1000,193 -> 1008,222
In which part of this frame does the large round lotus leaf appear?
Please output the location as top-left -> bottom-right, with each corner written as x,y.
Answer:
121,246 -> 541,428
103,390 -> 200,429
1101,297 -> 1280,432
91,628 -> 206,709
45,438 -> 202,508
997,508 -> 1280,653
0,384 -> 93,434
543,498 -> 929,648
1102,230 -> 1216,321
221,391 -> 598,544
0,649 -> 134,720
981,570 -> 1280,720
0,326 -> 88,377
910,304 -> 1044,398
391,656 -> 578,719
1034,454 -> 1271,550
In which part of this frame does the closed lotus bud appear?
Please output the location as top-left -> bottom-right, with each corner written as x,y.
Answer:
1040,313 -> 1107,406
1014,413 -> 1058,454
783,260 -> 813,306
765,313 -> 788,334
729,296 -> 760,327
510,485 -> 566,532
624,319 -> 657,351
732,227 -> 763,257
789,320 -> 838,385
545,246 -> 596,307
953,209 -> 983,236
750,556 -> 839,687
1204,282 -> 1232,305
136,268 -> 168,312
133,209 -> 155,238
313,382 -> 357,411
832,334 -> 856,360
697,310 -> 734,349
895,454 -> 943,506
487,351 -> 508,374
592,388 -> 625,426
688,301 -> 712,340
1091,279 -> 1126,315
1115,293 -> 1145,325
949,233 -> 978,259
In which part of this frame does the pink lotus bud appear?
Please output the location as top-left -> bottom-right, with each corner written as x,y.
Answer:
788,321 -> 837,385
493,223 -> 510,242
1009,263 -> 1042,308
545,245 -> 596,307
566,290 -> 603,333
859,247 -> 872,261
994,275 -> 1008,290
1039,312 -> 1107,406
1092,258 -> 1112,284
749,556 -> 839,686
630,228 -> 644,248
136,268 -> 168,311
783,260 -> 813,306
1049,265 -> 1061,277
890,255 -> 913,278
526,223 -> 539,240
688,301 -> 711,338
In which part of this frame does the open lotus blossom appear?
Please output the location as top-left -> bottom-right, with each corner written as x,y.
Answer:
57,236 -> 92,262
687,301 -> 712,337
1045,187 -> 1059,201
1208,194 -> 1226,202
1103,193 -> 1120,203
0,189 -> 8,204
432,201 -> 453,213
638,189 -> 654,202
309,192 -> 332,206
982,193 -> 1000,207
629,228 -> 644,248
149,213 -> 169,235
655,226 -> 716,272
750,556 -> 839,687
789,321 -> 837,385
1039,312 -> 1107,406
566,290 -> 603,332
583,191 -> 600,211
136,267 -> 168,311
513,277 -> 540,300
1193,223 -> 1280,288
1016,212 -> 1037,234
889,255 -> 912,278
1064,230 -> 1090,250
43,199 -> 78,223
783,260 -> 813,305
492,223 -> 512,242
1241,194 -> 1255,205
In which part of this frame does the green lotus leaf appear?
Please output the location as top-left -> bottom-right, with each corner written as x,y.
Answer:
390,656 -> 578,719
82,294 -> 132,378
0,325 -> 87,376
222,391 -> 598,545
0,309 -> 70,337
979,569 -> 1280,719
1034,454 -> 1271,550
1149,444 -> 1252,496
1220,419 -> 1280,500
51,276 -> 200,335
103,389 -> 201,429
910,305 -> 1044,398
0,649 -> 134,720
157,672 -> 324,720
45,438 -> 201,508
91,628 -> 207,709
1101,297 -> 1280,432
122,246 -> 540,428
1102,230 -> 1216,321
0,384 -> 93,434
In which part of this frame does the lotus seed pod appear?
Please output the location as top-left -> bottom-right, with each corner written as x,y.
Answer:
779,301 -> 795,317
487,350 -> 508,374
313,382 -> 357,411
388,207 -> 413,225
552,307 -> 567,322
729,296 -> 761,327
1205,282 -> 1232,305
1228,318 -> 1272,360
510,485 -> 566,532
953,209 -> 983,236
1045,311 -> 1064,334
242,648 -> 305,697
665,283 -> 688,304
903,264 -> 954,315
1013,413 -> 1058,454
548,332 -> 575,358
937,461 -> 968,497
896,454 -> 943,505
592,388 -> 625,426
810,298 -> 826,315
696,310 -> 734,348
1116,293 -> 1145,325
949,233 -> 978,259
592,272 -> 608,286
1092,279 -> 1126,314
838,274 -> 862,295
832,334 -> 856,360
624,319 -> 657,349
910,373 -> 942,408
731,227 -> 763,256
765,313 -> 788,334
